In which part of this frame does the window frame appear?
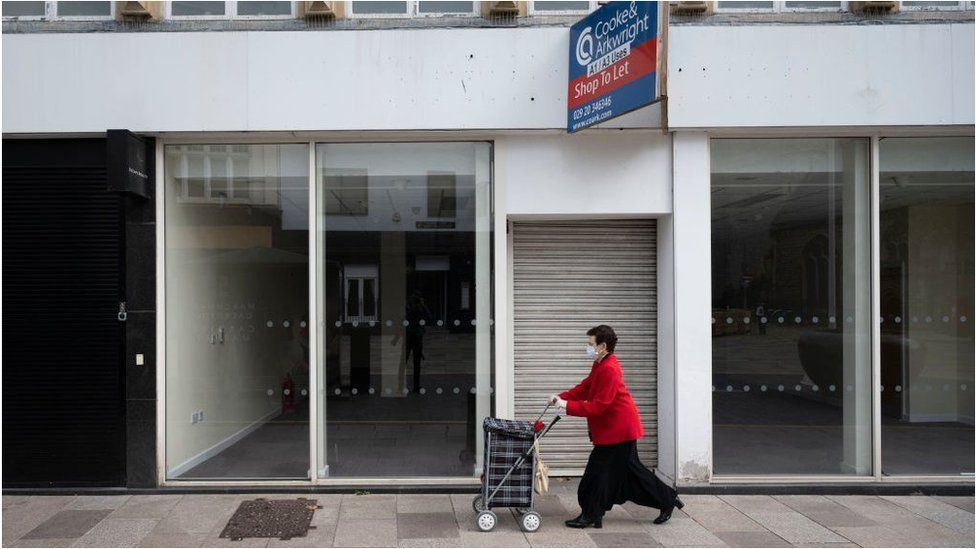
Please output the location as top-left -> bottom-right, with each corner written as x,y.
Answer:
713,1 -> 848,12
415,1 -> 480,17
166,1 -> 296,20
346,0 -> 412,18
899,1 -> 970,10
2,1 -> 116,21
346,1 -> 480,18
527,0 -> 598,16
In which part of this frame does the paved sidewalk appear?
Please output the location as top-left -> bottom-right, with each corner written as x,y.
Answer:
3,483 -> 973,547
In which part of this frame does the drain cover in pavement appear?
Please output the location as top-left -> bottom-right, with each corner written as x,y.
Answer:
219,498 -> 320,541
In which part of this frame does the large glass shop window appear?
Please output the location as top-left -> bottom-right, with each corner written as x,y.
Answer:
164,144 -> 310,480
879,137 -> 974,476
710,138 -> 873,475
315,143 -> 494,477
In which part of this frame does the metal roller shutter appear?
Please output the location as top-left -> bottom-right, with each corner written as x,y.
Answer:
513,219 -> 657,474
2,139 -> 126,487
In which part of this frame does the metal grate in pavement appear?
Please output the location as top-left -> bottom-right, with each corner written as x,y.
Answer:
219,498 -> 320,541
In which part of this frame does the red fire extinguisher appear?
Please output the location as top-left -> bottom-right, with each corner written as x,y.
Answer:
281,373 -> 295,414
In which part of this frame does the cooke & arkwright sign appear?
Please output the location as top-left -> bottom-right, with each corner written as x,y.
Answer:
567,1 -> 662,133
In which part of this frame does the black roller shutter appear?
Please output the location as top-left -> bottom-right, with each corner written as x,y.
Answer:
2,138 -> 126,487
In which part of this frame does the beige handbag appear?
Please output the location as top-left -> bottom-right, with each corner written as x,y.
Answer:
533,438 -> 550,495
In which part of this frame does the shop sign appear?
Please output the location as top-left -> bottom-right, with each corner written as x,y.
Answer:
107,129 -> 152,198
567,1 -> 662,133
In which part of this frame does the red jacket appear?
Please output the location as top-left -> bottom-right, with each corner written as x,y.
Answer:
559,354 -> 644,446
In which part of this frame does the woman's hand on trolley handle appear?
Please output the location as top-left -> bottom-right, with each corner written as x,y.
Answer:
548,395 -> 567,410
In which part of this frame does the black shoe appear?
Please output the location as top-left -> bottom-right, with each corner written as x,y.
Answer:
653,496 -> 684,524
565,514 -> 603,529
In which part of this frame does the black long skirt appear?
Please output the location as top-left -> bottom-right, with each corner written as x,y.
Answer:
578,440 -> 677,519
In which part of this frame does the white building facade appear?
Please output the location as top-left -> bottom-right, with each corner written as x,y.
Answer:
2,1 -> 973,490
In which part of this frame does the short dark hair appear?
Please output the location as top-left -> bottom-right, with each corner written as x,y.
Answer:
586,325 -> 618,354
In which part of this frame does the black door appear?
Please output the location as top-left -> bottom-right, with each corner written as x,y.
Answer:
2,139 -> 126,487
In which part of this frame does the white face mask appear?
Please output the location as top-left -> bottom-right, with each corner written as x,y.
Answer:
586,345 -> 598,360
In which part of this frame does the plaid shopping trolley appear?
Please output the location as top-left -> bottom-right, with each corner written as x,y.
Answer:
472,404 -> 561,532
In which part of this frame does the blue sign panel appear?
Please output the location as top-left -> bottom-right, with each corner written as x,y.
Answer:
567,1 -> 659,132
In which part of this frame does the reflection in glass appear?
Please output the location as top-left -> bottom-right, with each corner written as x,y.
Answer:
165,144 -> 309,479
56,1 -> 111,16
236,1 -> 292,16
2,2 -> 45,16
418,1 -> 475,13
171,1 -> 226,16
879,137 -> 975,475
315,143 -> 493,477
711,138 -> 872,475
351,1 -> 408,14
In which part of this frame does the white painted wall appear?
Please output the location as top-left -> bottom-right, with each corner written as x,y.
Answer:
4,22 -> 971,134
668,23 -> 975,129
499,132 -> 672,216
2,28 -> 600,133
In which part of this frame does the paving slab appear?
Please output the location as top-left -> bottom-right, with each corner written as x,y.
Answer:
3,496 -> 78,544
66,496 -> 132,511
587,531 -> 662,547
8,538 -> 76,548
333,518 -> 397,547
881,496 -> 975,535
109,496 -> 183,519
21,509 -> 112,540
775,495 -> 877,527
340,495 -> 397,520
640,516 -> 727,547
152,495 -> 241,534
458,530 -> 530,547
72,517 -> 158,547
266,521 -> 338,548
825,496 -> 944,528
136,531 -> 207,548
396,494 -> 454,514
720,495 -> 793,513
396,512 -> 459,540
681,495 -> 766,532
741,511 -> 850,545
398,537 -> 463,547
933,496 -> 974,514
831,523 -> 973,548
597,507 -> 650,532
714,530 -> 792,547
524,526 -> 598,548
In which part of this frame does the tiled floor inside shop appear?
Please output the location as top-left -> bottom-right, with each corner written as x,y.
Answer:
3,479 -> 973,548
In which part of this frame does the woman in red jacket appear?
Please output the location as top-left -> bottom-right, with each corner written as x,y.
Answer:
549,325 -> 682,528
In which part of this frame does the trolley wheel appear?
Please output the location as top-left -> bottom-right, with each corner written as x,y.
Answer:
476,510 -> 497,532
520,511 -> 542,532
472,495 -> 485,512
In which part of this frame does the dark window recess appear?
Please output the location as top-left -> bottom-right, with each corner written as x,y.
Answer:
2,139 -> 126,487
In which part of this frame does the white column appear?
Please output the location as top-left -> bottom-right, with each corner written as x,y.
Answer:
671,131 -> 713,485
656,214 -> 676,482
474,144 -> 492,475
493,139 -> 514,420
841,140 -> 872,475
